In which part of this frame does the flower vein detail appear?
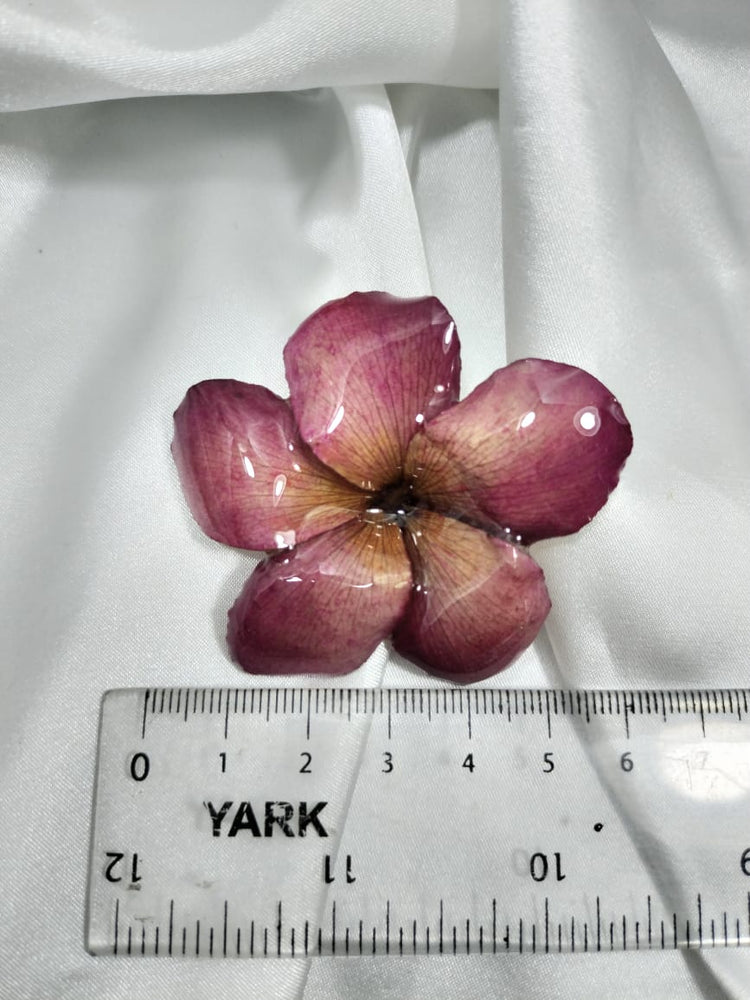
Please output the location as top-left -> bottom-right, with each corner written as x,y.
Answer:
172,292 -> 632,683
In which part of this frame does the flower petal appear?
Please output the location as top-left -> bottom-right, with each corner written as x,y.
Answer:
406,359 -> 633,543
284,292 -> 461,490
172,380 -> 366,551
228,519 -> 412,674
393,512 -> 551,683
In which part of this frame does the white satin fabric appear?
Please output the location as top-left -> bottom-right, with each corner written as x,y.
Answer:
1,2 -> 749,998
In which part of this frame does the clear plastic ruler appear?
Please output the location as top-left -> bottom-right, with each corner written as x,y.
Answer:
86,687 -> 750,957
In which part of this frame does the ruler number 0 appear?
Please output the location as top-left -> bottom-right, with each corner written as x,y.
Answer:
129,752 -> 150,782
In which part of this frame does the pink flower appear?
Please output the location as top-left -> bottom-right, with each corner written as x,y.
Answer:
172,292 -> 632,683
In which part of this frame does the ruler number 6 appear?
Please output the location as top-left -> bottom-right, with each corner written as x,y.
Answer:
741,849 -> 750,876
620,752 -> 634,772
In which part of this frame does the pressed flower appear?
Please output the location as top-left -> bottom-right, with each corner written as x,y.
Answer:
173,292 -> 632,683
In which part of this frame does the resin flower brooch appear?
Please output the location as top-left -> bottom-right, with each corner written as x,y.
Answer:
172,292 -> 632,683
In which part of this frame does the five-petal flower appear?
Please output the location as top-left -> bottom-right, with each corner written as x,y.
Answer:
172,292 -> 632,683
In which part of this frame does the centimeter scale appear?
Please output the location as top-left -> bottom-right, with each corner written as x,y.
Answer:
86,686 -> 750,958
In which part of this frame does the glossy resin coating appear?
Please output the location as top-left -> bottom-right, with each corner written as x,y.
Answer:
173,292 -> 632,682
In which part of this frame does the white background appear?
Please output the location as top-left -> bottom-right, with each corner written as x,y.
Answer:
1,1 -> 749,997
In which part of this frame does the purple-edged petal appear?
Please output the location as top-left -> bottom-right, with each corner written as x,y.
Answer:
284,292 -> 461,491
172,380 -> 367,551
406,359 -> 633,543
393,512 -> 551,683
227,519 -> 412,674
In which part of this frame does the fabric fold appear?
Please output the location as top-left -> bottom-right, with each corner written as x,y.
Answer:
0,1 -> 501,112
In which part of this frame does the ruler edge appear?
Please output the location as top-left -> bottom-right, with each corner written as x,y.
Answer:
99,685 -> 750,742
85,690 -> 112,956
96,684 -> 750,707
